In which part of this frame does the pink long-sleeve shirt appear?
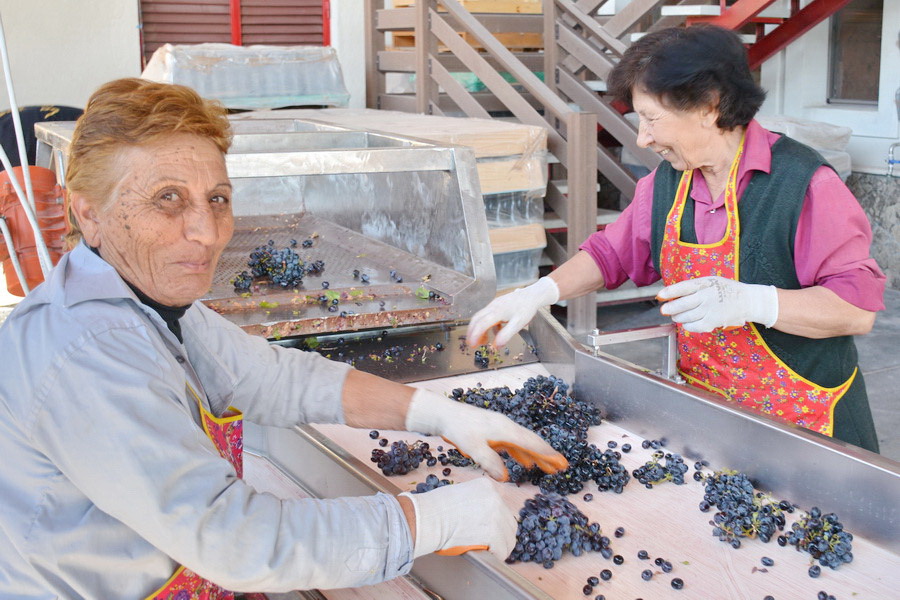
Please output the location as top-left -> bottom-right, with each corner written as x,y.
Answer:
580,120 -> 886,311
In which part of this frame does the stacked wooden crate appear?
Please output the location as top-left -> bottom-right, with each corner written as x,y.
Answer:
389,0 -> 543,53
287,108 -> 549,293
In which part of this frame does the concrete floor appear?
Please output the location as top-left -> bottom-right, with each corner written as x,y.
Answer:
567,290 -> 900,463
2,266 -> 898,460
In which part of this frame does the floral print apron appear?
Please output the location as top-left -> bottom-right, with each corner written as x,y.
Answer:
659,135 -> 855,436
145,386 -> 266,600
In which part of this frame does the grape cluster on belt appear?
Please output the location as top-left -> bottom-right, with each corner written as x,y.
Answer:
440,448 -> 475,468
452,375 -> 626,495
632,451 -> 689,487
370,440 -> 432,476
786,506 -> 853,572
412,473 -> 452,494
507,493 -> 609,569
231,239 -> 325,292
700,470 -> 787,547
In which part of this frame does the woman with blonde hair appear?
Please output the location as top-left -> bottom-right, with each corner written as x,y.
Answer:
0,78 -> 565,598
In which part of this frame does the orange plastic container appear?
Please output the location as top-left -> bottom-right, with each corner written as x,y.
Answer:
0,166 -> 67,296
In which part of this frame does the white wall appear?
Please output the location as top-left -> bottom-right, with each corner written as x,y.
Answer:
0,0 -> 141,111
760,0 -> 900,174
329,0 -> 365,109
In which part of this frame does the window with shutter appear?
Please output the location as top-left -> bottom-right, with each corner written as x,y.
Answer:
140,0 -> 326,66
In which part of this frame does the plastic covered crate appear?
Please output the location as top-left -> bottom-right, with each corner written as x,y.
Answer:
141,43 -> 350,110
483,189 -> 545,228
494,248 -> 543,291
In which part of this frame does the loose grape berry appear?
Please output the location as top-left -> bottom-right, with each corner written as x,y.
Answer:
809,565 -> 821,578
614,527 -> 625,538
378,438 -> 388,447
671,577 -> 684,590
600,569 -> 612,581
638,550 -> 649,560
587,576 -> 599,586
369,430 -> 379,439
761,556 -> 774,566
613,555 -> 624,565
641,569 -> 653,581
583,493 -> 593,502
621,443 -> 631,453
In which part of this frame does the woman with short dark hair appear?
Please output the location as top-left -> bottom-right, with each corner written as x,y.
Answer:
468,25 -> 884,452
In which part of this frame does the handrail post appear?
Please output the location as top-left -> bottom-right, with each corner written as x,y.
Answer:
543,0 -> 559,103
565,110 -> 599,338
364,0 -> 384,109
415,0 -> 439,114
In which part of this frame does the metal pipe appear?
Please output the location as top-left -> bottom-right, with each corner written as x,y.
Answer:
0,143 -> 53,276
888,142 -> 900,178
0,215 -> 29,295
0,12 -> 36,211
0,11 -> 53,277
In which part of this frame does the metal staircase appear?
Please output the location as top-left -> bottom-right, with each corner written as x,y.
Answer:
364,0 -> 855,336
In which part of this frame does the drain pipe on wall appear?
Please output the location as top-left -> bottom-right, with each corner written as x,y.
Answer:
889,143 -> 900,178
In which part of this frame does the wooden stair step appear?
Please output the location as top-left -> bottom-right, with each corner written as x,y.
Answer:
629,31 -> 756,44
543,208 -> 621,231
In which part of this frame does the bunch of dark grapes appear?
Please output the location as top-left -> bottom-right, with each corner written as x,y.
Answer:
231,271 -> 253,291
268,247 -> 306,288
412,473 -> 452,494
633,451 -> 689,487
235,240 -> 326,292
507,493 -> 609,569
786,507 -> 853,572
438,448 -> 475,468
700,470 -> 787,547
537,442 -> 630,496
370,440 -> 431,476
451,376 -> 619,495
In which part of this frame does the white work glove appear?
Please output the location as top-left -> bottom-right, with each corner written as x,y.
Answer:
400,477 -> 517,559
658,276 -> 779,333
465,276 -> 560,348
405,389 -> 568,482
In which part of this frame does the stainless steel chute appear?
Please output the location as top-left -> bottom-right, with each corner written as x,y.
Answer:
35,118 -> 496,337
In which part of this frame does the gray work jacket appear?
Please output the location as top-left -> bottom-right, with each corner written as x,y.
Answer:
0,243 -> 413,598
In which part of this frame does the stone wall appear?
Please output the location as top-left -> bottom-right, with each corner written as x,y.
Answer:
846,172 -> 900,291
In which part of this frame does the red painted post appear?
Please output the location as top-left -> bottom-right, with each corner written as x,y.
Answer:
322,0 -> 331,46
230,0 -> 243,46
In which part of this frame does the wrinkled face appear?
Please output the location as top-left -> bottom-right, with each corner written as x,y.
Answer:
80,134 -> 233,306
632,87 -> 719,172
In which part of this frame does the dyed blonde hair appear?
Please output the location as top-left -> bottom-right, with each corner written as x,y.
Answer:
64,78 -> 232,247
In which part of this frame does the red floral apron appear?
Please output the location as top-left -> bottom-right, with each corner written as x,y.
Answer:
659,135 -> 855,436
145,386 -> 266,600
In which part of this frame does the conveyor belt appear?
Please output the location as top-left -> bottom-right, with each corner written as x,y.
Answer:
305,364 -> 897,600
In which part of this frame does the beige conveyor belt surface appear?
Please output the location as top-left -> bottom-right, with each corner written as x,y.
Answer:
307,364 -> 898,600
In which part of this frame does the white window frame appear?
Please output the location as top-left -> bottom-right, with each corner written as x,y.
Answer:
760,0 -> 900,174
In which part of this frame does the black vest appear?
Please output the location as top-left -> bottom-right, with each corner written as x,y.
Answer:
649,135 -> 859,389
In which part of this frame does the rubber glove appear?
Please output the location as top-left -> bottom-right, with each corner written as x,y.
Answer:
658,276 -> 779,333
465,276 -> 560,348
405,389 -> 568,482
399,477 -> 517,559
